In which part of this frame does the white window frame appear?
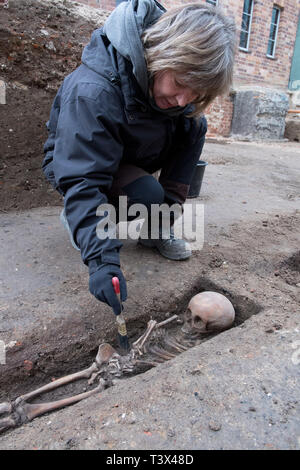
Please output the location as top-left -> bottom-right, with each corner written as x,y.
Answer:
239,0 -> 254,52
206,0 -> 218,6
266,6 -> 280,58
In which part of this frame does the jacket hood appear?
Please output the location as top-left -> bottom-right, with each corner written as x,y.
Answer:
102,0 -> 165,97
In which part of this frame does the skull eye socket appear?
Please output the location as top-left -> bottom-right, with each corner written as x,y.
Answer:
193,316 -> 202,324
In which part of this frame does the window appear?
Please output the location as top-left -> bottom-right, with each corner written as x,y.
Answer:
239,0 -> 254,51
267,7 -> 280,58
206,0 -> 218,5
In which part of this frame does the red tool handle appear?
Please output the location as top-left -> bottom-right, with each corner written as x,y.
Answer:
112,276 -> 120,295
111,277 -> 129,350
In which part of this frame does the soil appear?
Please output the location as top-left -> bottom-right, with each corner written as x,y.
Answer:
0,0 -> 109,212
0,0 -> 299,451
0,208 -> 299,449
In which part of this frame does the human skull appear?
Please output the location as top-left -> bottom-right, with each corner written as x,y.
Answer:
184,291 -> 235,334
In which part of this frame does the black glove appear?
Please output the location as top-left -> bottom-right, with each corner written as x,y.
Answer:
89,262 -> 127,315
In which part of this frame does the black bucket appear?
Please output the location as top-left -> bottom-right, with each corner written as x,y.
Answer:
187,160 -> 208,198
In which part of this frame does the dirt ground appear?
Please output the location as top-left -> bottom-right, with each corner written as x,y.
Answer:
0,0 -> 299,451
0,0 -> 109,212
0,138 -> 299,449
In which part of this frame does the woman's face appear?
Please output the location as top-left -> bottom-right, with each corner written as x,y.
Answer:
152,70 -> 198,109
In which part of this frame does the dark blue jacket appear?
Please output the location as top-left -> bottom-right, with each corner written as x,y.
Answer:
42,28 -> 207,265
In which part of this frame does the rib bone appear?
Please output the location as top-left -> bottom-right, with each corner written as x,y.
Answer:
147,345 -> 177,361
163,335 -> 189,353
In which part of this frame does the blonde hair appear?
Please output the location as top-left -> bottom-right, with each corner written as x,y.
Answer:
142,3 -> 237,117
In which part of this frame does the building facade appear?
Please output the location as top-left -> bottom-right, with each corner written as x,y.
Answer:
289,14 -> 300,91
71,0 -> 300,138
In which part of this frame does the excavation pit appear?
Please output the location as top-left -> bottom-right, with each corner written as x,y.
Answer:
109,277 -> 261,372
0,276 -> 262,434
277,251 -> 300,286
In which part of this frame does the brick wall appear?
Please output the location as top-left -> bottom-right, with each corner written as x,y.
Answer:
162,1 -> 299,90
71,0 -> 300,137
205,94 -> 234,137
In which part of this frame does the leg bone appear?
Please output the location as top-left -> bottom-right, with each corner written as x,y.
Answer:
18,362 -> 99,403
0,343 -> 119,434
14,379 -> 105,423
0,416 -> 17,433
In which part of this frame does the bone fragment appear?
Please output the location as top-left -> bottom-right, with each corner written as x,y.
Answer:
163,335 -> 189,353
156,315 -> 178,328
95,343 -> 118,366
0,402 -> 12,415
132,315 -> 178,354
135,359 -> 161,367
0,416 -> 16,433
148,345 -> 176,361
132,320 -> 157,352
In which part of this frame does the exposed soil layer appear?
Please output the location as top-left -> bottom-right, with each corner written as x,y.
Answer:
0,0 -> 300,451
0,209 -> 299,449
0,0 -> 109,211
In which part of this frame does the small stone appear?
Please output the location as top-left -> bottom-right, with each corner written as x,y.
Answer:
125,412 -> 136,424
190,369 -> 202,376
45,41 -> 56,52
65,438 -> 76,449
209,420 -> 222,431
